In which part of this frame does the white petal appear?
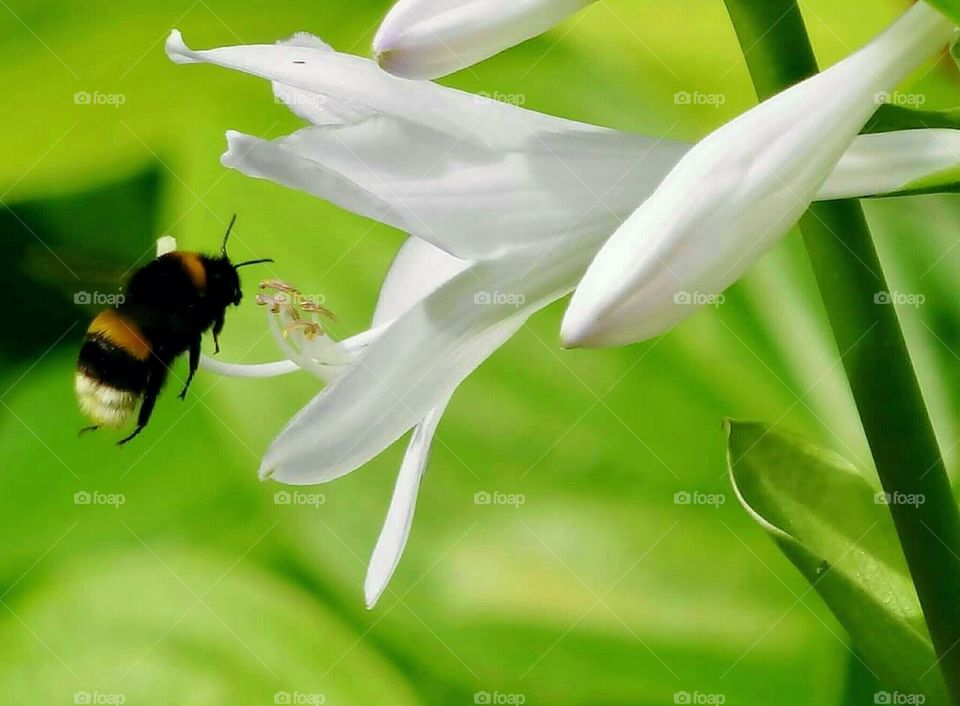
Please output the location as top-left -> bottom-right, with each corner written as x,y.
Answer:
171,30 -> 960,262
364,397 -> 449,608
260,236 -> 599,484
270,34 -> 381,126
373,237 -> 471,326
562,2 -> 955,348
169,29 -> 686,258
822,128 -> 960,199
168,30 -> 623,152
221,126 -> 685,259
362,239 -> 470,606
373,0 -> 594,79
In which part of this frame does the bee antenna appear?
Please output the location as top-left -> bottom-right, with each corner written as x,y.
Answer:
234,258 -> 274,269
220,214 -> 238,256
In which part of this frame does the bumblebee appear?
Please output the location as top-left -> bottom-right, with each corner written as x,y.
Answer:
75,216 -> 271,445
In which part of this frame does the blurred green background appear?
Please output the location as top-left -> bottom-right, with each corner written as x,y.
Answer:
2,0 -> 958,703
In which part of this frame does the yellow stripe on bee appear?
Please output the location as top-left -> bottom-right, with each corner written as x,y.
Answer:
87,309 -> 152,361
168,251 -> 207,290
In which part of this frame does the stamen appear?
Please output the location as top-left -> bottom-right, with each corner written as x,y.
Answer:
255,293 -> 284,314
284,320 -> 325,340
300,301 -> 336,319
257,277 -> 351,383
259,279 -> 300,294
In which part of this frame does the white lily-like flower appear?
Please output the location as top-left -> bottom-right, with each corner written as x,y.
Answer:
203,236 -> 478,607
561,1 -> 956,348
373,0 -> 596,79
167,29 -> 960,264
169,22 -> 960,606
201,233 -> 592,607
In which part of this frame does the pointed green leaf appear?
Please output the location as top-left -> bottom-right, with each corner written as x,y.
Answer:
924,1 -> 960,28
726,421 -> 949,704
864,105 -> 960,134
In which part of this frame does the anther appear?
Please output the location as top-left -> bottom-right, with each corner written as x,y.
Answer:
259,279 -> 300,294
255,293 -> 283,313
283,320 -> 324,340
300,302 -> 336,319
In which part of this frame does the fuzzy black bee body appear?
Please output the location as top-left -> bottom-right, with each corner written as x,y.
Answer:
76,217 -> 270,445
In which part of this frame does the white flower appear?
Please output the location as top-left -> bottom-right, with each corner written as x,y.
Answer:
561,2 -> 956,348
373,0 -> 596,79
170,22 -> 960,605
166,29 -> 960,264
203,234 -> 592,607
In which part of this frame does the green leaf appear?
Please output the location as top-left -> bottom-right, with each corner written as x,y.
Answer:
950,34 -> 960,72
725,420 -> 949,704
925,1 -> 960,27
0,549 -> 421,706
864,104 -> 960,134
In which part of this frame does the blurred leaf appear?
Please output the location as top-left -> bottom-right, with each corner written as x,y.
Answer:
0,165 -> 160,363
0,549 -> 420,706
864,104 -> 960,133
928,1 -> 960,28
726,420 -> 949,704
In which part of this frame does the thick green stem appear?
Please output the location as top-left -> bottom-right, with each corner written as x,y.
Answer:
723,0 -> 960,699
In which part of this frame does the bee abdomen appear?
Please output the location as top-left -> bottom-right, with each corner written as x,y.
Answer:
76,311 -> 152,428
75,370 -> 140,428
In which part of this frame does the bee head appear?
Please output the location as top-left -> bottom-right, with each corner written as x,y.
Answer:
205,256 -> 244,308
215,214 -> 273,307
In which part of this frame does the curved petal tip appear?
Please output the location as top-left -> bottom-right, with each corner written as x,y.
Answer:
165,29 -> 198,64
560,294 -> 615,348
371,47 -> 398,74
559,316 -> 610,349
258,461 -> 278,482
364,574 -> 385,609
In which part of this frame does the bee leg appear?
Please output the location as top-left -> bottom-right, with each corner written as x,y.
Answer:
116,425 -> 144,446
179,337 -> 201,400
78,425 -> 100,436
117,366 -> 167,447
212,313 -> 225,355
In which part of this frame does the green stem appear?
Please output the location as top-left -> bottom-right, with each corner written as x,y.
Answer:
722,1 -> 960,700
